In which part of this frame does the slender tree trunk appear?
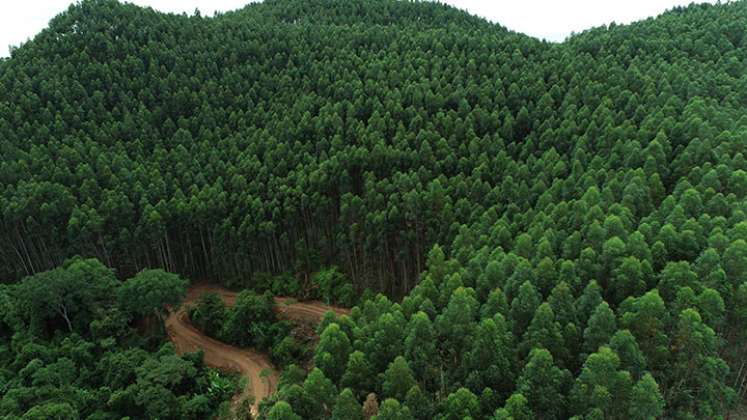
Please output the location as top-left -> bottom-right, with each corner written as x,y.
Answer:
57,304 -> 73,332
10,241 -> 30,275
200,227 -> 210,277
15,225 -> 36,274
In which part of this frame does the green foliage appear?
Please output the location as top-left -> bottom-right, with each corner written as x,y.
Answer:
267,400 -> 303,420
440,387 -> 480,420
374,398 -> 413,420
404,385 -> 433,420
189,292 -> 226,337
0,259 -> 233,419
117,269 -> 188,327
312,267 -> 357,305
628,373 -> 665,420
314,323 -> 352,382
2,0 -> 747,417
15,257 -> 117,335
382,356 -> 416,402
582,302 -> 617,355
403,311 -> 438,389
331,388 -> 363,420
464,315 -> 515,396
276,383 -> 314,419
341,351 -> 376,400
608,330 -> 647,380
521,303 -> 567,366
220,289 -> 276,349
516,348 -> 570,419
271,335 -> 308,368
493,393 -> 532,420
619,290 -> 669,368
303,368 -> 337,419
570,346 -> 633,419
510,282 -> 541,337
21,402 -> 78,419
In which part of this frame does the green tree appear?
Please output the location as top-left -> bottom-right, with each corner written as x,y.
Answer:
341,351 -> 375,400
364,312 -> 407,372
404,386 -> 433,420
383,356 -> 417,402
723,239 -> 747,287
312,267 -> 351,304
436,286 -> 479,351
315,323 -> 352,382
404,311 -> 438,388
440,387 -> 480,420
628,373 -> 665,420
303,368 -> 337,419
220,290 -> 276,348
374,399 -> 413,420
608,330 -> 647,379
667,308 -> 732,417
582,301 -> 617,354
520,303 -> 566,365
189,291 -> 226,337
570,346 -> 633,419
547,281 -> 577,326
510,281 -> 541,336
331,388 -> 363,420
464,314 -> 515,395
619,290 -> 669,368
492,393 -> 532,420
657,261 -> 697,302
21,402 -> 79,420
516,348 -> 570,419
576,280 -> 603,328
15,257 -> 117,334
267,401 -> 303,420
117,269 -> 188,331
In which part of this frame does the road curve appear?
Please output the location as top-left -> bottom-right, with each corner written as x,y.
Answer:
165,285 -> 350,417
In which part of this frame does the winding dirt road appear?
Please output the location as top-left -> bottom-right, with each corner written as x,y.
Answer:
165,285 -> 350,417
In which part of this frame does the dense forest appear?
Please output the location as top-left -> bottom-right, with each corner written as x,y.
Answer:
2,0 -> 747,418
0,258 -> 239,418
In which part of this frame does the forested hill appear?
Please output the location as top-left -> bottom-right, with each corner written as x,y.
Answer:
1,0 -> 747,417
0,0 -> 547,290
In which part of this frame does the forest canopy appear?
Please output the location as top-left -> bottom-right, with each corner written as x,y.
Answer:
1,0 -> 747,418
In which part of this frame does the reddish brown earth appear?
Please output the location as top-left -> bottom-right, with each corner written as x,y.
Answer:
165,284 -> 350,417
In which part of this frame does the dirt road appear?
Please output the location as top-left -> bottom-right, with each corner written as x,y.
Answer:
165,285 -> 350,417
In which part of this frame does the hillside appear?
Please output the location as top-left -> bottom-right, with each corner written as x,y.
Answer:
1,0 -> 747,418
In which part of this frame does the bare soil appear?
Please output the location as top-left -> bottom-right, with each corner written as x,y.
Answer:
165,284 -> 350,418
